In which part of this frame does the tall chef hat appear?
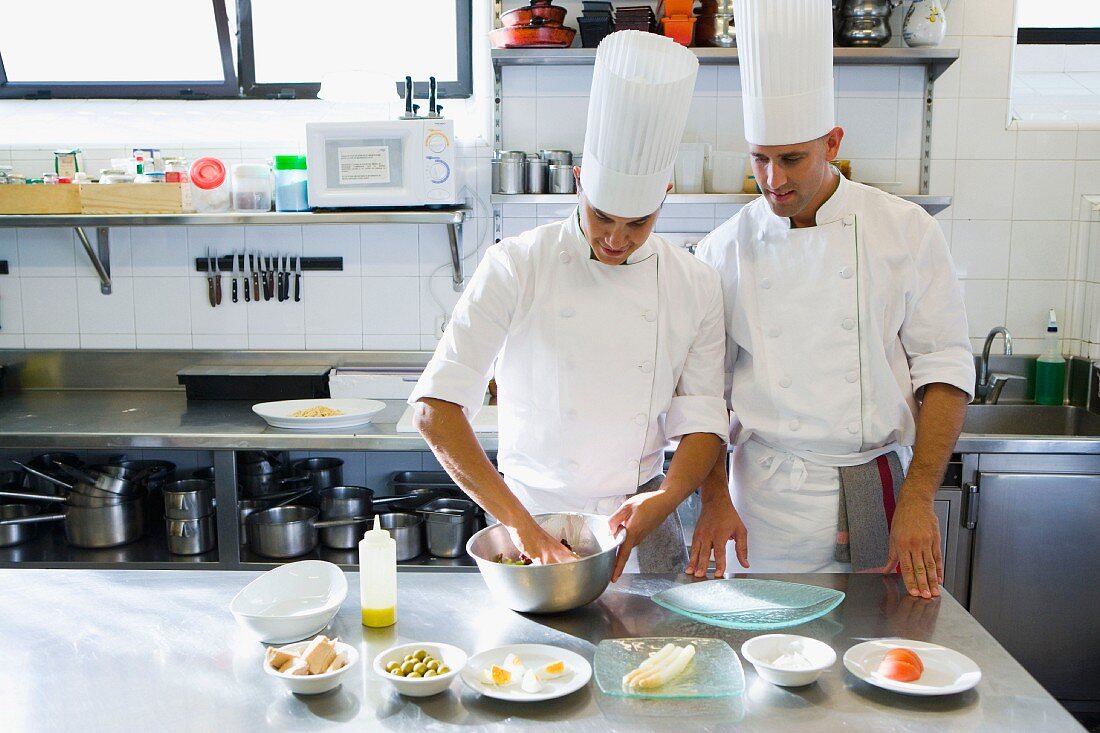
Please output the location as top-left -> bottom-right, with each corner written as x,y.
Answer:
580,31 -> 699,218
733,0 -> 835,146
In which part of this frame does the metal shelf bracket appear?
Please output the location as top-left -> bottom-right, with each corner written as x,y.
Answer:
448,221 -> 464,291
74,226 -> 112,295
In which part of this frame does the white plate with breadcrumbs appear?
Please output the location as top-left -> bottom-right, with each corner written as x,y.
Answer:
844,639 -> 981,696
460,644 -> 591,702
252,399 -> 386,430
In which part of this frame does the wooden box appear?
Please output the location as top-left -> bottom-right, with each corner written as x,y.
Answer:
79,183 -> 193,214
0,184 -> 82,214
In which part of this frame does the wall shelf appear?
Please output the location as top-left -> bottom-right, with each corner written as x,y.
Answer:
491,193 -> 953,216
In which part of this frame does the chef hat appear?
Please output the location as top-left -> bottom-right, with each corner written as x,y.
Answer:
580,31 -> 699,218
733,0 -> 835,146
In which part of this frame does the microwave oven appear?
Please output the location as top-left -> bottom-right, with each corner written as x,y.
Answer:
305,119 -> 459,208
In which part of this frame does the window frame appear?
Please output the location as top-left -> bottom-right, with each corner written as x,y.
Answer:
0,0 -> 239,100
235,0 -> 474,100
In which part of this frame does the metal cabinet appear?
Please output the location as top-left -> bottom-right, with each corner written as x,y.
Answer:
967,461 -> 1100,710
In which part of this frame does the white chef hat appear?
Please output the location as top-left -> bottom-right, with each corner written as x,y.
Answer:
733,0 -> 835,146
580,31 -> 699,218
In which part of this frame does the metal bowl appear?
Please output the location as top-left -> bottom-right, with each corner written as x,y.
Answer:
465,512 -> 624,614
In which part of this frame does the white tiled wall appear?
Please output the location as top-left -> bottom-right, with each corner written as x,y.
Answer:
0,0 -> 1095,358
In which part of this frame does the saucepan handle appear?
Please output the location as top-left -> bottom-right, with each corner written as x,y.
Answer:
0,489 -> 67,504
0,513 -> 65,526
313,516 -> 370,529
11,460 -> 73,491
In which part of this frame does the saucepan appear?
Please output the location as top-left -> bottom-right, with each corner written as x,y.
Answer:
8,463 -> 141,505
49,462 -> 147,497
237,489 -> 311,545
315,485 -> 416,550
501,0 -> 568,27
0,503 -> 42,547
246,506 -> 368,559
18,453 -> 83,496
162,478 -> 215,519
109,459 -> 176,490
0,490 -> 145,548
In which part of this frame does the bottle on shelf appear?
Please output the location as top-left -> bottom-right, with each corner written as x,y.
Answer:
1035,308 -> 1066,406
359,515 -> 396,627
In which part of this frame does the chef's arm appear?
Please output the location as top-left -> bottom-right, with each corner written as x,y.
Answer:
888,382 -> 969,598
412,397 -> 576,565
686,438 -> 749,577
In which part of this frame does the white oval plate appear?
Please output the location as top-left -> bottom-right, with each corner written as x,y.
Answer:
252,398 -> 386,430
844,639 -> 981,696
460,644 -> 591,702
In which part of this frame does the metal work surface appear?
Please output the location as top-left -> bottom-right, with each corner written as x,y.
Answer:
0,570 -> 1080,733
0,390 -> 1098,454
0,209 -> 466,227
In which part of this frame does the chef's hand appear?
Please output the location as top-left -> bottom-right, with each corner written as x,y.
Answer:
608,491 -> 677,583
686,492 -> 748,578
507,520 -> 578,566
884,495 -> 943,599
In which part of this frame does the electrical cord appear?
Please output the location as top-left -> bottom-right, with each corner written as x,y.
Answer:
426,183 -> 491,334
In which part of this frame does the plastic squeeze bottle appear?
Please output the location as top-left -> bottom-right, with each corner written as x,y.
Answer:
359,516 -> 396,627
1035,308 -> 1066,406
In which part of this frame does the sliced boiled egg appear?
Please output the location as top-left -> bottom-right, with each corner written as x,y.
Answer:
521,669 -> 544,693
537,660 -> 568,679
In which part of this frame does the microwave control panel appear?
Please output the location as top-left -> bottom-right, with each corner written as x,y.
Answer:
423,122 -> 457,203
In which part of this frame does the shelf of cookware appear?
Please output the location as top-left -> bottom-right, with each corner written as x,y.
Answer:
490,193 -> 953,215
0,207 -> 469,294
491,46 -> 960,79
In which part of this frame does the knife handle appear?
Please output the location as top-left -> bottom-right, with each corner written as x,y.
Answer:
242,275 -> 251,302
214,275 -> 222,306
252,272 -> 260,301
207,277 -> 217,308
294,273 -> 301,302
231,277 -> 239,304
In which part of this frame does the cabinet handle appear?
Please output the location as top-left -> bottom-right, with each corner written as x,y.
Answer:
963,482 -> 979,530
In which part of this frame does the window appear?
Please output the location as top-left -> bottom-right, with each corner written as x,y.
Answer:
0,0 -> 237,99
237,0 -> 473,100
1017,0 -> 1100,44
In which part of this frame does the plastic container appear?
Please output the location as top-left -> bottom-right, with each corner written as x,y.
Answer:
1035,308 -> 1066,406
189,157 -> 230,213
273,155 -> 309,212
231,163 -> 272,211
359,516 -> 397,627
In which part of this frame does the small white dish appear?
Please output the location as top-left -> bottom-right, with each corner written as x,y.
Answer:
741,634 -> 836,687
264,639 -> 359,695
230,560 -> 347,643
844,639 -> 981,696
460,644 -> 591,702
374,642 -> 468,697
252,398 -> 386,430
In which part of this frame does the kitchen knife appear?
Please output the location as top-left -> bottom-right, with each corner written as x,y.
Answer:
277,254 -> 286,302
213,249 -> 222,306
206,247 -> 217,308
294,255 -> 301,303
281,254 -> 291,302
264,256 -> 274,301
231,249 -> 239,303
242,249 -> 251,303
250,253 -> 260,302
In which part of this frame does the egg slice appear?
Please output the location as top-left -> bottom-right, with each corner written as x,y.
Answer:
537,660 -> 568,679
521,669 -> 544,693
490,664 -> 513,686
503,653 -> 526,678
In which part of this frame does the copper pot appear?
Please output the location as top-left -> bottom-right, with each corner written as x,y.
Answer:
501,0 -> 567,27
490,18 -> 577,48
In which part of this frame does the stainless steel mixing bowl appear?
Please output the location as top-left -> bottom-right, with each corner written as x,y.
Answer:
465,512 -> 625,613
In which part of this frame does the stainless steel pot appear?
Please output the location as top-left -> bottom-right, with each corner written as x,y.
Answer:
837,0 -> 901,46
166,514 -> 216,555
237,489 -> 309,545
0,504 -> 41,547
19,453 -> 82,496
292,457 -> 344,493
162,479 -> 214,519
239,470 -> 310,498
246,506 -> 368,559
419,498 -> 478,558
549,163 -> 576,194
0,493 -> 144,548
379,512 -> 424,561
110,459 -> 175,489
52,462 -> 145,496
319,486 -> 371,550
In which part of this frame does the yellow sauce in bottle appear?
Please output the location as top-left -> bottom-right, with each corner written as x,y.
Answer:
362,606 -> 396,628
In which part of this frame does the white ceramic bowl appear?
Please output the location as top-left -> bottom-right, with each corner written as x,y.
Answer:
374,642 -> 468,697
230,560 -> 347,643
741,634 -> 837,687
264,639 -> 359,695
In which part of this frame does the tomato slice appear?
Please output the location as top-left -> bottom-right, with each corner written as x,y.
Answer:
878,657 -> 922,682
884,647 -> 924,675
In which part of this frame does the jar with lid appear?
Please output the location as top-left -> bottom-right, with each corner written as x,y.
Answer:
189,157 -> 230,213
231,163 -> 272,212
525,155 -> 548,194
495,151 -> 526,195
272,155 -> 309,212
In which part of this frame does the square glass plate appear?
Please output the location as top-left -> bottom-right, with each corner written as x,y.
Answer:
594,637 -> 744,699
652,579 -> 845,631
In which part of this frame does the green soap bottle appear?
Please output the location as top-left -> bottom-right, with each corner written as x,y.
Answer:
1035,308 -> 1066,406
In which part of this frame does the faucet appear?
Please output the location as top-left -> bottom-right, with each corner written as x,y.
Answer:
977,327 -> 1025,404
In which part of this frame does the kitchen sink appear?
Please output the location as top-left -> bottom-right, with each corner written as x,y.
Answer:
962,405 -> 1100,437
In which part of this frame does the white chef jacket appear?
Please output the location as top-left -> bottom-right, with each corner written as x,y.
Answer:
410,209 -> 728,513
695,175 -> 975,571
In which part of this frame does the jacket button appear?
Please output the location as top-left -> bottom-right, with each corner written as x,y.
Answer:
560,307 -> 575,318
634,413 -> 647,426
767,327 -> 781,338
559,251 -> 571,264
789,419 -> 801,431
639,361 -> 654,373
848,421 -> 860,434
644,310 -> 657,322
843,214 -> 855,226
840,266 -> 853,279
842,317 -> 856,330
760,278 -> 772,290
628,459 -> 639,470
779,376 -> 792,388
846,371 -> 859,383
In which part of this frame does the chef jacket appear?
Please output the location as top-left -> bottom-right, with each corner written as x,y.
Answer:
409,209 -> 728,510
695,174 -> 975,467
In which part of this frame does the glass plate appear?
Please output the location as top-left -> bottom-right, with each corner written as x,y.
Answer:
652,579 -> 845,631
594,637 -> 744,699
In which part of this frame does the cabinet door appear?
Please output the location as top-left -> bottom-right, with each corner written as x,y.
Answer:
968,472 -> 1100,703
933,498 -> 950,562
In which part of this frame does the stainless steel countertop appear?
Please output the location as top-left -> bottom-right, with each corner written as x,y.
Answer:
0,390 -> 1098,453
0,569 -> 1080,733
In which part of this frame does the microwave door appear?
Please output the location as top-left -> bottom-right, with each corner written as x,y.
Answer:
322,127 -> 417,207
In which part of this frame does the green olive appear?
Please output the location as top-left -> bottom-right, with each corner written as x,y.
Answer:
413,649 -> 428,661
411,662 -> 426,674
400,660 -> 416,674
385,661 -> 400,672
425,660 -> 440,672
424,669 -> 437,677
438,666 -> 450,674
407,671 -> 423,678
390,668 -> 406,677
404,654 -> 417,662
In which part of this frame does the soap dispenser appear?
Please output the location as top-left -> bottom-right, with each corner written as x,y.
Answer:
1035,309 -> 1066,406
359,516 -> 396,627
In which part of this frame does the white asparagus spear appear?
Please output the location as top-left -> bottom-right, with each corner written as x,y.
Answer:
623,643 -> 677,686
629,644 -> 696,689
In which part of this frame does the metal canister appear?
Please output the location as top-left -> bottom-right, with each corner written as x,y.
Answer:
525,156 -> 548,194
549,164 -> 576,194
496,150 -> 526,195
539,150 -> 573,167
